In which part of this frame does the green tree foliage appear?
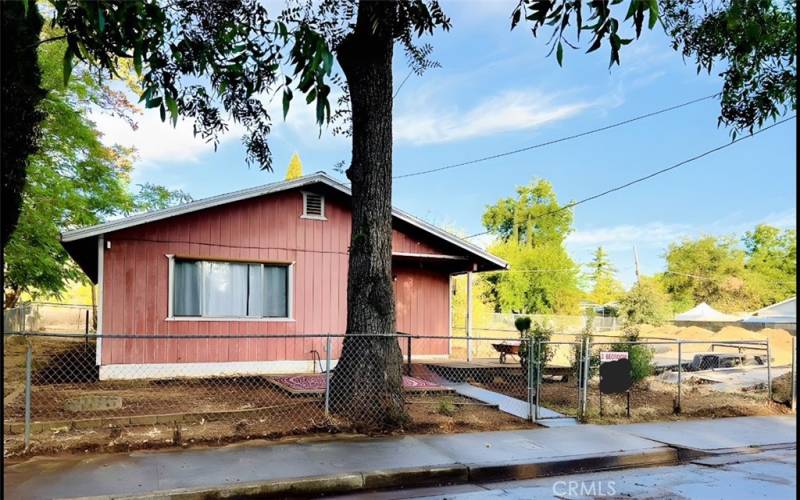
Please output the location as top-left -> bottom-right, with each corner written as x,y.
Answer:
3,32 -> 190,309
660,0 -> 796,134
742,224 -> 796,305
285,152 -> 304,180
587,246 -> 625,305
1,1 -> 46,249
133,183 -> 194,212
483,180 -> 582,315
518,320 -> 555,384
611,326 -> 654,383
482,180 -> 573,247
662,235 -> 752,312
660,226 -> 795,312
618,277 -> 671,326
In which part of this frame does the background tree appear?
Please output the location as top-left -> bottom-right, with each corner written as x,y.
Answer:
742,224 -> 796,305
587,246 -> 625,305
285,152 -> 305,180
133,183 -> 194,212
3,30 -> 191,309
1,1 -> 46,250
618,276 -> 671,326
661,235 -> 755,312
483,180 -> 582,314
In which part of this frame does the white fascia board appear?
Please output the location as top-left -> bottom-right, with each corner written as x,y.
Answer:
61,172 -> 508,269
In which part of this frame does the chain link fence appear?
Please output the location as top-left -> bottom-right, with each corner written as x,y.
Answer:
579,337 -> 787,423
3,302 -> 96,335
3,330 -> 792,458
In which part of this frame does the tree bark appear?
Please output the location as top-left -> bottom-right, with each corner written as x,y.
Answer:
1,1 -> 45,249
329,0 -> 406,427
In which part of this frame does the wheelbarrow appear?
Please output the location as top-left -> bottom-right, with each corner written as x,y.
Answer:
492,340 -> 521,364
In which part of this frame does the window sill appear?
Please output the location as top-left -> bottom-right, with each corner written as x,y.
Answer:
300,215 -> 327,221
166,317 -> 296,323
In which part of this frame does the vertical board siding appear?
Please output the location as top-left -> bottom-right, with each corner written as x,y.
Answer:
102,189 -> 457,365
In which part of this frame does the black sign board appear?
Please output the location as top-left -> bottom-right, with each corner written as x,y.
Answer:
599,358 -> 632,395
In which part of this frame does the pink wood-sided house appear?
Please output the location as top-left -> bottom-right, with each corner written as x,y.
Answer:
61,173 -> 507,379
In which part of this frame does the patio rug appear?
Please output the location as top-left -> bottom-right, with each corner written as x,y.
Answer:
267,373 -> 447,395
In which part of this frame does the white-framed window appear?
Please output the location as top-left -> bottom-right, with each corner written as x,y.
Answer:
168,257 -> 293,320
301,191 -> 326,220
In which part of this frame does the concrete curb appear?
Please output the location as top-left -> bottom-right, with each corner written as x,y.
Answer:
61,448 -> 679,499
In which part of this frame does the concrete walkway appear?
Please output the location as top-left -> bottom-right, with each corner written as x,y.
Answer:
611,415 -> 797,452
449,383 -> 577,427
3,416 -> 794,499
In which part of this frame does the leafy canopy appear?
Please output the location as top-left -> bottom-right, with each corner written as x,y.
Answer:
483,180 -> 582,315
661,225 -> 796,312
618,276 -> 671,326
3,29 -> 191,307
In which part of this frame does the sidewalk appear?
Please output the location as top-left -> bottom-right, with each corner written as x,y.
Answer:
3,416 -> 795,500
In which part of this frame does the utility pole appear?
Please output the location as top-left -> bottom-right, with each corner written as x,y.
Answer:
633,244 -> 641,284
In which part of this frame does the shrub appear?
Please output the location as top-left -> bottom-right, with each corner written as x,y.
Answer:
436,397 -> 456,417
514,316 -> 532,334
519,321 -> 555,383
610,326 -> 654,383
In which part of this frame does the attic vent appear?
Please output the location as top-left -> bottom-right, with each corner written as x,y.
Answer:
302,192 -> 325,219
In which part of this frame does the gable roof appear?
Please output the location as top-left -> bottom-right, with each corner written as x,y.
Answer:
61,172 -> 507,273
742,296 -> 796,323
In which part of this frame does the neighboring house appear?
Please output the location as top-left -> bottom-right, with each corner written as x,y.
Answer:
742,297 -> 796,331
61,173 -> 507,379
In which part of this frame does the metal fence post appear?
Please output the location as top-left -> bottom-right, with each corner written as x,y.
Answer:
766,339 -> 772,402
676,341 -> 682,413
527,337 -> 534,422
324,334 -> 332,416
576,337 -> 584,418
792,336 -> 796,412
534,338 -> 541,421
24,340 -> 32,451
581,337 -> 590,417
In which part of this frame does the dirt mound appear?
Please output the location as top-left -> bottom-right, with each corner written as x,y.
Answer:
771,372 -> 794,404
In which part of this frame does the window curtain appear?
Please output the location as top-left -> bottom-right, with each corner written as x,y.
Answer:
247,264 -> 264,317
264,266 -> 288,317
174,261 -> 201,316
173,260 -> 288,318
202,261 -> 248,317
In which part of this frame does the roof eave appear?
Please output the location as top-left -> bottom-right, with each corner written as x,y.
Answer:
60,172 -> 509,270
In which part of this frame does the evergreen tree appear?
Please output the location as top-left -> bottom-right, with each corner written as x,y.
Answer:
285,152 -> 304,180
587,247 -> 624,305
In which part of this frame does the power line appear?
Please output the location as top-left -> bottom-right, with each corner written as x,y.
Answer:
393,93 -> 719,179
664,270 -> 796,286
463,116 -> 796,240
393,69 -> 414,100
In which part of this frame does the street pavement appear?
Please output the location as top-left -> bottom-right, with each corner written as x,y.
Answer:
3,416 -> 796,499
339,446 -> 796,499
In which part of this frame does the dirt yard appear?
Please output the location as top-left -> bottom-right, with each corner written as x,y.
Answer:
535,378 -> 793,423
3,392 -> 535,458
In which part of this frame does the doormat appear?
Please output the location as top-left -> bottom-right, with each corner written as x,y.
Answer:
267,373 -> 447,395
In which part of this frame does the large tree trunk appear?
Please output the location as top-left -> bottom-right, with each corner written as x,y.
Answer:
329,1 -> 406,427
1,1 -> 45,249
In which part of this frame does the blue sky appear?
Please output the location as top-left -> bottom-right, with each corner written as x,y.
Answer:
93,1 -> 797,288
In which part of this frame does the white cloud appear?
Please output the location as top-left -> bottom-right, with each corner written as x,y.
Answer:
393,89 -> 596,145
91,107 -> 244,167
566,222 -> 692,251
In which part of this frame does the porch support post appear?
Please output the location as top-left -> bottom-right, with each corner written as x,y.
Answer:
466,271 -> 473,362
